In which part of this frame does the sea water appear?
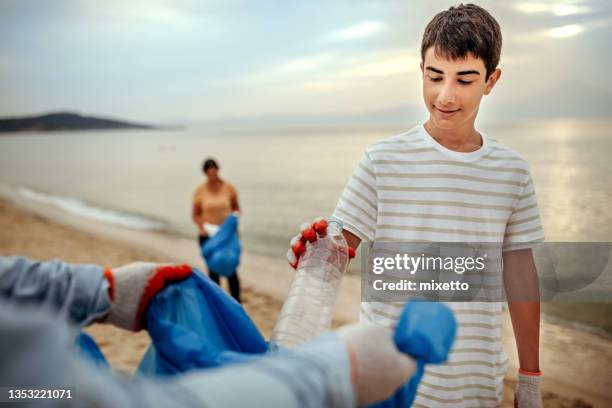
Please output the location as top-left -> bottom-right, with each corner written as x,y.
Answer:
1,119 -> 611,333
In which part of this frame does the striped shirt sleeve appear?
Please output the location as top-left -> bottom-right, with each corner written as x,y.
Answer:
503,168 -> 545,251
332,151 -> 378,242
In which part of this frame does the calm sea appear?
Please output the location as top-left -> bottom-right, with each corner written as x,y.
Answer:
1,119 -> 611,333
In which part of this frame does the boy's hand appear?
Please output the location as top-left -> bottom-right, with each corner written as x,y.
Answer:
104,262 -> 192,331
514,370 -> 543,408
286,218 -> 355,269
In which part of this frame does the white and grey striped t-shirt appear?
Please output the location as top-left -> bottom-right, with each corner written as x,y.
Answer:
332,125 -> 544,407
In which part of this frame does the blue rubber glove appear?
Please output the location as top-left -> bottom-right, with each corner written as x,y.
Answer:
365,301 -> 456,408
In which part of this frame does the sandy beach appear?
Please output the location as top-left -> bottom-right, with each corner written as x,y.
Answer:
1,193 -> 610,407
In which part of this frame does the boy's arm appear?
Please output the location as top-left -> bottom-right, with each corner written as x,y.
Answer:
502,248 -> 540,372
342,229 -> 362,251
342,232 -> 543,370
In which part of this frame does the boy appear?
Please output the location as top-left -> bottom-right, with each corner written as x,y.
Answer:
291,3 -> 544,407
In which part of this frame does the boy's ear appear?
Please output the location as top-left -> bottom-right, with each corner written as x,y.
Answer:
420,61 -> 424,74
484,68 -> 502,95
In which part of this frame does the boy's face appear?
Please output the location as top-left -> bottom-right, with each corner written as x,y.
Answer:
420,47 -> 500,131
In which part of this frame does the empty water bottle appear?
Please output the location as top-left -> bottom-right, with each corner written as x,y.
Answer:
270,220 -> 350,348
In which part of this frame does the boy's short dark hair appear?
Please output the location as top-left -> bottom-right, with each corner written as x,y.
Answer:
421,3 -> 502,79
202,158 -> 219,173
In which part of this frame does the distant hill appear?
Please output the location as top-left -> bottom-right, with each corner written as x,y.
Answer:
0,112 -> 156,132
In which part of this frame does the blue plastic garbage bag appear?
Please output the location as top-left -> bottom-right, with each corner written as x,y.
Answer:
75,332 -> 109,369
138,268 -> 268,376
365,301 -> 456,408
74,268 -> 455,407
201,214 -> 241,277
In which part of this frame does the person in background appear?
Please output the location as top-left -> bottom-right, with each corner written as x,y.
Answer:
192,158 -> 241,302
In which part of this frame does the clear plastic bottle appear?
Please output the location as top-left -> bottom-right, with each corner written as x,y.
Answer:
270,220 -> 350,348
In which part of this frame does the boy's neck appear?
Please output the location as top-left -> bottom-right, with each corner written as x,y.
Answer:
423,119 -> 482,153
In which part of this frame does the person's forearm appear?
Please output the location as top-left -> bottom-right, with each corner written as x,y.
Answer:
508,302 -> 540,372
503,249 -> 541,372
192,202 -> 204,228
192,214 -> 205,235
170,333 -> 355,408
1,300 -> 354,408
0,300 -> 196,408
230,193 -> 240,214
0,256 -> 111,326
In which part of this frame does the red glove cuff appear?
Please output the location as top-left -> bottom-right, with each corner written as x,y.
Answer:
518,368 -> 542,376
103,267 -> 115,301
134,264 -> 193,330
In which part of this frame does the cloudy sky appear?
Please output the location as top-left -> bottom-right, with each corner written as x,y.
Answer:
1,0 -> 610,126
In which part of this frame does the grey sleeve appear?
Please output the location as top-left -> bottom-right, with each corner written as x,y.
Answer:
0,299 -> 149,407
0,256 -> 112,326
0,298 -> 355,408
170,333 -> 356,408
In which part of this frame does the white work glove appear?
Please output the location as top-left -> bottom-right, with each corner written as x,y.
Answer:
104,262 -> 192,331
336,322 -> 416,406
515,371 -> 543,408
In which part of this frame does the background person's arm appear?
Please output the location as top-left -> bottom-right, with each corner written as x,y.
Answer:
191,201 -> 203,225
229,184 -> 241,215
192,189 -> 206,235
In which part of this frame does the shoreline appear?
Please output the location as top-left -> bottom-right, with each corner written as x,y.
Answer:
3,182 -> 610,338
0,182 -> 362,324
1,192 -> 611,407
